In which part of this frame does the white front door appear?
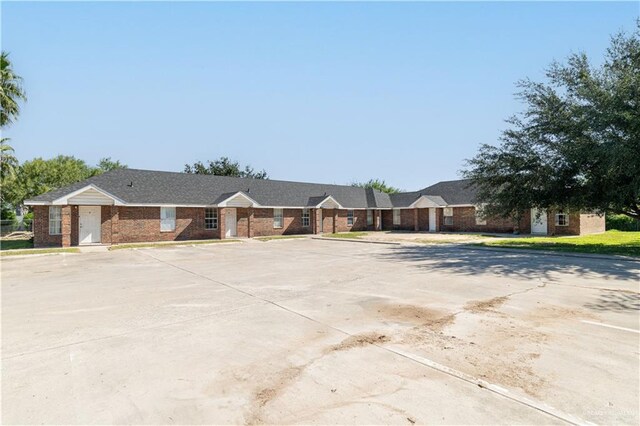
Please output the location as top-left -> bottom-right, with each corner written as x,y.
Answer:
429,208 -> 436,232
79,206 -> 101,244
531,208 -> 547,234
225,208 -> 237,237
318,209 -> 323,232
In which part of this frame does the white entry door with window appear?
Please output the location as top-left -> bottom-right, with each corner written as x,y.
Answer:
225,208 -> 237,237
429,208 -> 436,232
79,206 -> 102,244
531,208 -> 548,234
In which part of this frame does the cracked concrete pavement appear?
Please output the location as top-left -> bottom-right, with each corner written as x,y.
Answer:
2,239 -> 639,424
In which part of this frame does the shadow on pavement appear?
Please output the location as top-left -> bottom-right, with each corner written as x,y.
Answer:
375,245 -> 640,282
584,290 -> 640,312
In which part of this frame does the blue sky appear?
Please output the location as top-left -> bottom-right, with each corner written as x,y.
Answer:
2,1 -> 638,190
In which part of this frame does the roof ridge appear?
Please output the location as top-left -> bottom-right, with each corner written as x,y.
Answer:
114,168 -> 389,195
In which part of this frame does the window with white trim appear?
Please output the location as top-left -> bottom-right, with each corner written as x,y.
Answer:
444,207 -> 453,226
301,209 -> 310,227
347,210 -> 354,226
555,210 -> 569,226
475,205 -> 487,225
273,208 -> 283,228
205,208 -> 218,230
160,207 -> 176,232
367,210 -> 373,226
49,206 -> 62,235
393,209 -> 401,225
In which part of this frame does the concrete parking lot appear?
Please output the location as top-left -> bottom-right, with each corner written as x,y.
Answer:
2,239 -> 639,425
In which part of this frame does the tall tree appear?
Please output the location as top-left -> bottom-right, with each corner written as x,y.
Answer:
93,157 -> 128,175
463,24 -> 640,220
0,138 -> 18,181
184,157 -> 268,179
0,52 -> 26,209
351,178 -> 401,194
4,156 -> 128,206
0,52 -> 27,128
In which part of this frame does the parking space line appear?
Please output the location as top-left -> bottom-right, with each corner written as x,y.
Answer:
139,250 -> 593,425
581,320 -> 640,334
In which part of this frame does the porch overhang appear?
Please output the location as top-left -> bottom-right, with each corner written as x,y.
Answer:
315,195 -> 343,209
215,191 -> 261,208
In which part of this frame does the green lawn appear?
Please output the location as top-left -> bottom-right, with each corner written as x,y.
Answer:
475,230 -> 640,257
109,239 -> 240,250
323,232 -> 368,239
1,248 -> 80,257
254,235 -> 307,241
0,239 -> 34,250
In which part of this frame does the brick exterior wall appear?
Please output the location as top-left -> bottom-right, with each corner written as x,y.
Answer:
382,209 -> 416,231
33,204 -> 603,247
546,211 -> 603,236
418,208 -> 429,231
578,212 -> 606,235
117,207 -> 220,243
33,206 -> 61,247
547,211 -> 579,236
334,209 -> 367,233
321,209 -> 335,233
440,207 -> 531,234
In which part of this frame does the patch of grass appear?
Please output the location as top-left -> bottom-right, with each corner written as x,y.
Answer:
1,248 -> 79,257
416,239 -> 471,245
475,230 -> 640,257
109,239 -> 240,250
255,235 -> 307,241
323,232 -> 368,239
0,239 -> 34,250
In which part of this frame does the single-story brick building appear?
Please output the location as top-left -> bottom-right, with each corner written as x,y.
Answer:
25,169 -> 605,247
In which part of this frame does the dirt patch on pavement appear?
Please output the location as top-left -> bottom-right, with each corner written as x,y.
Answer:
465,296 -> 509,313
527,305 -> 597,324
399,307 -> 551,398
254,366 -> 305,408
473,353 -> 546,397
370,303 -> 456,331
326,332 -> 390,353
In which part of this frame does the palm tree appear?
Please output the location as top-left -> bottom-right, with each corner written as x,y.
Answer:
1,51 -> 27,128
0,138 -> 18,180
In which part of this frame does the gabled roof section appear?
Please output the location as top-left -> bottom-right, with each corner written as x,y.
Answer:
409,195 -> 447,208
214,191 -> 260,208
23,169 -> 393,209
314,195 -> 343,209
25,184 -> 125,206
418,179 -> 478,205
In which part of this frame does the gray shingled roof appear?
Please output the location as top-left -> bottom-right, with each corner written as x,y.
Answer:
26,168 -> 395,209
388,192 -> 447,207
418,179 -> 478,205
25,169 -> 478,208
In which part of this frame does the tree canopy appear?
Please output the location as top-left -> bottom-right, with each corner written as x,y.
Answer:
184,157 -> 268,179
351,178 -> 401,194
463,24 -> 640,220
94,157 -> 128,174
0,52 -> 26,128
2,156 -> 128,207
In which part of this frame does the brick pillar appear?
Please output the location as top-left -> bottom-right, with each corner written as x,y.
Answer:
111,206 -> 119,244
332,209 -> 337,233
61,205 -> 72,247
248,208 -> 254,238
436,208 -> 441,232
219,208 -> 226,239
377,210 -> 382,231
414,208 -> 419,231
315,208 -> 322,234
